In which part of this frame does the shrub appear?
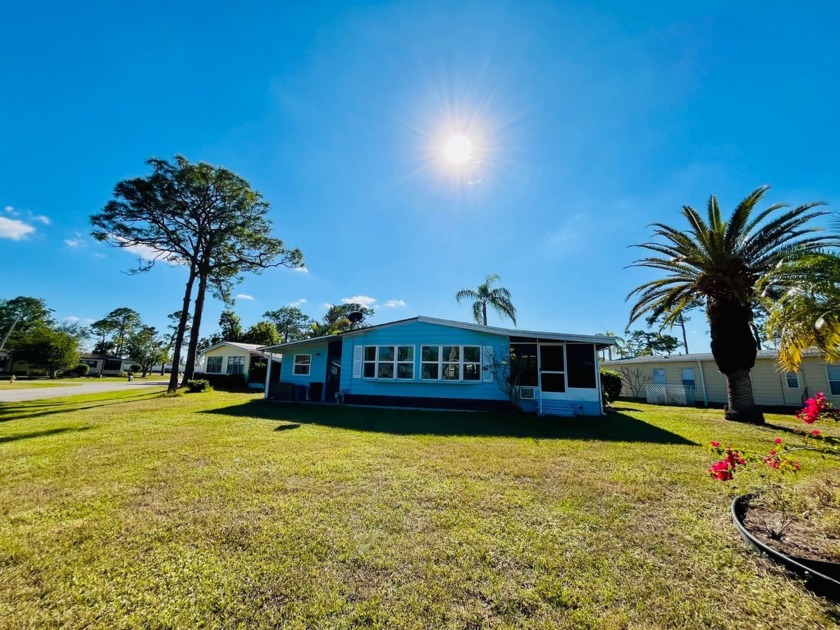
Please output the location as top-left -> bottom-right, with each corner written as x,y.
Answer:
130,364 -> 141,373
192,372 -> 248,390
73,364 -> 90,377
186,379 -> 210,393
600,369 -> 622,405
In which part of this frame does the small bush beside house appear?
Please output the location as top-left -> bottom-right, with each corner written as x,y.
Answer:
192,372 -> 247,390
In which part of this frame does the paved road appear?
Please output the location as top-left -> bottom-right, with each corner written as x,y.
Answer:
0,379 -> 169,403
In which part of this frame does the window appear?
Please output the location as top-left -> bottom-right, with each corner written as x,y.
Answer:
681,368 -> 696,389
364,345 -> 414,379
227,356 -> 245,374
652,368 -> 666,384
827,366 -> 840,395
421,345 -> 481,382
206,356 -> 222,373
293,354 -> 311,376
104,360 -> 122,371
82,360 -> 98,368
567,344 -> 596,389
785,372 -> 799,388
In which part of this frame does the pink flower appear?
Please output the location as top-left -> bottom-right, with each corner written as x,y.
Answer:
774,438 -> 782,445
812,429 -> 821,436
710,441 -> 721,448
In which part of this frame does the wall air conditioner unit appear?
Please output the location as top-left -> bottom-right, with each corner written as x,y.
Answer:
518,386 -> 536,400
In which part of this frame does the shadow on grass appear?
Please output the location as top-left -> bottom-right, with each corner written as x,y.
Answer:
274,423 -> 300,432
0,391 -> 164,423
205,401 -> 696,444
0,426 -> 92,444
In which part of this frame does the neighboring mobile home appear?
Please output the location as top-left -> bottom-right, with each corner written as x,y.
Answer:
602,350 -> 839,408
79,354 -> 138,376
260,316 -> 615,416
202,341 -> 280,389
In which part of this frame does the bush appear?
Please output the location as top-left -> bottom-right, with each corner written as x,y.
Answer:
130,364 -> 141,373
192,372 -> 248,390
601,369 -> 622,405
73,364 -> 90,377
186,379 -> 210,393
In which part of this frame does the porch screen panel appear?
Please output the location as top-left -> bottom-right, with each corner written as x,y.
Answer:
566,344 -> 596,388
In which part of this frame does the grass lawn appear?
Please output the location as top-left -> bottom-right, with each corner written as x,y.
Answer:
0,391 -> 838,628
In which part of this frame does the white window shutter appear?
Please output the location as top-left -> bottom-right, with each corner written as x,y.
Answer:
483,345 -> 494,382
353,345 -> 363,378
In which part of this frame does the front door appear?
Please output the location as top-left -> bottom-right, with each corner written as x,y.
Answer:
324,339 -> 342,403
539,344 -> 567,412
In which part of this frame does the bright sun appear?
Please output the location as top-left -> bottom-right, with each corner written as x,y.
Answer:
444,134 -> 474,165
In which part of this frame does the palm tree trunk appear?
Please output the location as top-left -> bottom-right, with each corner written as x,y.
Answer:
708,297 -> 764,424
482,303 -> 487,326
724,369 -> 764,424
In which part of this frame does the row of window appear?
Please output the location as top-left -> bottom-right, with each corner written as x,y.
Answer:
652,367 -> 809,390
205,355 -> 245,374
363,345 -> 483,381
290,345 -> 486,381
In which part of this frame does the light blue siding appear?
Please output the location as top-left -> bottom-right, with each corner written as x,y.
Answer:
340,320 -> 509,401
279,341 -> 330,389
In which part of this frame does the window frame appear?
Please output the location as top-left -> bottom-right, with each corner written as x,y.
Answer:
227,355 -> 245,375
681,367 -> 696,389
785,371 -> 800,388
362,345 -> 415,380
206,356 -> 223,373
826,366 -> 840,395
293,354 -> 311,376
420,344 -> 482,382
652,368 -> 666,384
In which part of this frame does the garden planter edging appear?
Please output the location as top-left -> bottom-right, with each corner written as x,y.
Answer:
731,494 -> 840,602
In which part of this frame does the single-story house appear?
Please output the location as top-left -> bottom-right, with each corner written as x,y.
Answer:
79,354 -> 138,376
602,349 -> 840,408
202,341 -> 281,388
259,316 -> 615,416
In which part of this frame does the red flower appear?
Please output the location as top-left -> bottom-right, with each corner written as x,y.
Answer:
812,429 -> 821,437
774,438 -> 782,445
710,440 -> 721,448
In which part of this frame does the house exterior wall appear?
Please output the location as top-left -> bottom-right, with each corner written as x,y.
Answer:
339,320 -> 509,404
277,341 -> 330,397
203,346 -> 252,378
604,355 -> 823,408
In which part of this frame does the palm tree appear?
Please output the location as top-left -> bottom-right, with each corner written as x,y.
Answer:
456,273 -> 517,326
761,251 -> 840,371
627,186 -> 831,424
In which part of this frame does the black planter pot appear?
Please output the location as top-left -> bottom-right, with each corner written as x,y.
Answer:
732,494 -> 840,602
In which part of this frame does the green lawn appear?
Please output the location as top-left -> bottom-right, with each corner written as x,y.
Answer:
0,391 -> 837,628
0,375 -> 167,389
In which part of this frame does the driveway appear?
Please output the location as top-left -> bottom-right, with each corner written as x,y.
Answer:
0,379 -> 169,403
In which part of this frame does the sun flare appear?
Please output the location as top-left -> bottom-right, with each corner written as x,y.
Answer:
444,134 -> 474,165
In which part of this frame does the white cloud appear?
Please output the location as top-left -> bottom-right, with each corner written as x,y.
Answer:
319,302 -> 333,310
64,238 -> 83,247
293,266 -> 309,273
92,252 -> 107,259
342,295 -> 377,307
236,293 -> 254,301
3,206 -> 12,213
290,298 -> 308,307
0,217 -> 36,240
32,215 -> 51,225
384,299 -> 406,308
64,316 -> 80,323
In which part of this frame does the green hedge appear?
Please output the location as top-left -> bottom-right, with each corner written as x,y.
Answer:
186,379 -> 210,393
600,369 -> 622,405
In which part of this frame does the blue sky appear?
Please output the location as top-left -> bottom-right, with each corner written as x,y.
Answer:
2,1 -> 839,353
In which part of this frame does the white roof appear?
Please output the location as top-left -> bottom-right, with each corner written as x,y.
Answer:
260,315 -> 616,352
